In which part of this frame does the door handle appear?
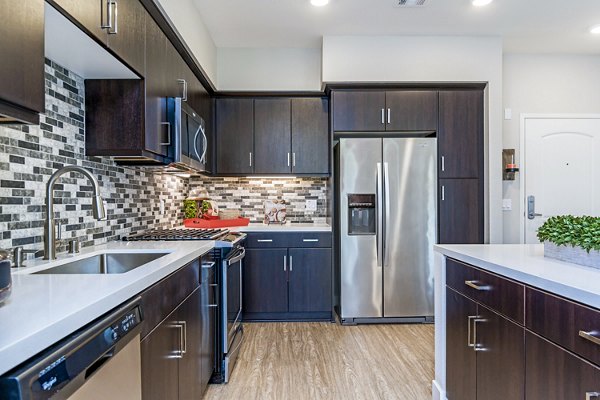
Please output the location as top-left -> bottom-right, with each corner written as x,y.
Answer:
579,330 -> 600,346
376,163 -> 383,267
283,256 -> 287,272
179,321 -> 187,355
257,239 -> 273,243
292,152 -> 296,167
287,152 -> 290,167
473,318 -> 487,352
527,195 -> 543,219
387,108 -> 391,124
467,315 -> 479,347
100,0 -> 112,29
249,152 -> 252,167
107,0 -> 118,34
177,79 -> 188,101
465,280 -> 490,291
383,162 -> 390,267
381,108 -> 385,124
586,392 -> 600,400
441,156 -> 445,172
289,256 -> 293,272
167,322 -> 184,358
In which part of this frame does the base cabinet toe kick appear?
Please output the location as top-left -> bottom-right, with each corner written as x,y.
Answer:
444,258 -> 600,400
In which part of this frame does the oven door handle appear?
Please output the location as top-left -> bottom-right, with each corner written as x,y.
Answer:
227,248 -> 246,266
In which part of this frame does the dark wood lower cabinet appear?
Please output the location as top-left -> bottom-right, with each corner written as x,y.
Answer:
177,288 -> 203,400
526,332 -> 600,400
243,248 -> 289,314
288,248 -> 332,313
439,178 -> 483,244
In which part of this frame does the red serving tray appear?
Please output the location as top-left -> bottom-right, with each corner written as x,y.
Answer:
184,217 -> 250,228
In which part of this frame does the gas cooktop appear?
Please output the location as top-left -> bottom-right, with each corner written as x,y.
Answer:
124,228 -> 229,241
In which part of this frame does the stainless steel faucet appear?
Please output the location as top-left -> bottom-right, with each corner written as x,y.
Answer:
44,165 -> 107,260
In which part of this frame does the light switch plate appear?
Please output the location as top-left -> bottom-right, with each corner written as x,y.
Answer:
502,198 -> 512,211
159,199 -> 165,215
504,108 -> 512,120
305,199 -> 317,211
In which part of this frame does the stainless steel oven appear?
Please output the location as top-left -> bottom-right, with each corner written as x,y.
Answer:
221,245 -> 245,383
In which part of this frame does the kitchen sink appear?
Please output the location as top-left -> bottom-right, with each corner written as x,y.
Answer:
34,252 -> 169,275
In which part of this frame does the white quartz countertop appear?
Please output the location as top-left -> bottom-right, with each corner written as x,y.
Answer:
231,222 -> 332,232
435,244 -> 600,309
0,240 -> 215,375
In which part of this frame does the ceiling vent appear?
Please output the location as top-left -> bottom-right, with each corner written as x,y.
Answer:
395,0 -> 427,7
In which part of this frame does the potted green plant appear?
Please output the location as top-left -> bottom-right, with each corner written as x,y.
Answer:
537,215 -> 600,269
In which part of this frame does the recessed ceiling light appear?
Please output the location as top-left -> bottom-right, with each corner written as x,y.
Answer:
472,0 -> 493,6
590,25 -> 600,34
311,0 -> 329,6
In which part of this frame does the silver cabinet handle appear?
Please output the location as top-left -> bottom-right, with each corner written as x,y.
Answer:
160,122 -> 171,146
586,392 -> 600,400
202,261 -> 216,269
290,256 -> 293,272
177,79 -> 188,101
257,239 -> 273,243
387,108 -> 391,124
100,0 -> 112,29
465,280 -> 490,291
179,321 -> 187,355
249,152 -> 252,167
283,256 -> 287,272
441,185 -> 445,201
473,318 -> 486,351
108,0 -> 118,34
292,152 -> 296,167
467,315 -> 478,347
579,331 -> 600,346
287,152 -> 290,167
303,239 -> 319,242
167,322 -> 184,358
381,108 -> 385,124
441,156 -> 445,172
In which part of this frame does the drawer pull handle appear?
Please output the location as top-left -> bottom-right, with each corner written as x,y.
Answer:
303,239 -> 319,242
465,280 -> 490,291
579,330 -> 600,346
586,393 -> 600,400
257,239 -> 273,243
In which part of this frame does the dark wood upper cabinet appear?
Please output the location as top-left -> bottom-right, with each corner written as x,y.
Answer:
332,91 -> 386,132
105,0 -> 146,75
439,178 -> 483,244
216,98 -> 254,175
438,90 -> 484,179
254,98 -> 292,174
51,0 -> 107,43
385,91 -> 437,131
243,248 -> 289,314
0,0 -> 44,124
446,288 -> 477,400
288,248 -> 332,313
291,98 -> 329,175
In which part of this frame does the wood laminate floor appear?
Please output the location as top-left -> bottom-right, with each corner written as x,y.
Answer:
204,322 -> 434,400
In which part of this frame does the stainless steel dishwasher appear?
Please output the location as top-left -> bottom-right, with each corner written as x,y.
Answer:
0,297 -> 143,400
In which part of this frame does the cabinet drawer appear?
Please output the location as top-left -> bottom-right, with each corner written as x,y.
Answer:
526,287 -> 600,366
140,259 -> 200,338
446,258 -> 524,324
245,232 -> 332,248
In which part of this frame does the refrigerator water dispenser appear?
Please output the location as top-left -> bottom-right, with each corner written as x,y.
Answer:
347,194 -> 376,235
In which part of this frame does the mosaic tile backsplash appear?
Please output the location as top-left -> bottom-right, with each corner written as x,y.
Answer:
0,59 -> 189,253
188,176 -> 328,223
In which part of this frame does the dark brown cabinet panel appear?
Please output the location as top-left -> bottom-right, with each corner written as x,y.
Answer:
288,248 -> 332,313
446,288 -> 477,400
0,0 -> 44,123
51,0 -> 107,43
254,99 -> 292,174
105,0 -> 145,74
439,179 -> 483,244
200,264 -> 216,390
385,91 -> 437,131
291,98 -> 329,174
176,288 -> 204,400
526,331 -> 600,400
141,314 -> 180,400
438,90 -> 484,179
332,91 -> 386,132
216,98 -> 254,174
243,248 -> 289,314
476,306 -> 525,400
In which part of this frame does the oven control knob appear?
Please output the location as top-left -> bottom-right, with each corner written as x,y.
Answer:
104,327 -> 118,344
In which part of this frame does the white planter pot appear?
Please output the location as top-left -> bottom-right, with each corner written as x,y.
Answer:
544,242 -> 600,270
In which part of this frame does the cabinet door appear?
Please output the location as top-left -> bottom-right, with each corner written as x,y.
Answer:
446,288 -> 477,400
52,0 -> 107,44
291,98 -> 329,175
254,98 -> 291,174
385,91 -> 438,131
438,90 -> 484,179
106,0 -> 145,75
288,248 -> 332,313
200,263 -> 216,389
526,331 -> 600,400
476,306 -> 525,400
216,98 -> 254,174
177,287 -> 205,400
439,179 -> 483,244
141,315 -> 180,400
0,0 -> 44,117
332,91 -> 386,132
243,248 -> 289,314
144,14 -> 169,157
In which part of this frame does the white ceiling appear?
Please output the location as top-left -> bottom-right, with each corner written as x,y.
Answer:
193,0 -> 600,54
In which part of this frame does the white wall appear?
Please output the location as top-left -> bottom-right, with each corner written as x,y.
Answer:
217,48 -> 322,91
502,54 -> 600,243
323,35 -> 504,243
156,0 -> 217,87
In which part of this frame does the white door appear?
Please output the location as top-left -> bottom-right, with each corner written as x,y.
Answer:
523,117 -> 600,243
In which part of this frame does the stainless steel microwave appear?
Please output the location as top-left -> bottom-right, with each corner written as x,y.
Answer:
167,97 -> 208,174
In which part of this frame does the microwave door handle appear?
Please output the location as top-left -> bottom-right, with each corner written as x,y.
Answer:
193,125 -> 202,161
200,124 -> 208,164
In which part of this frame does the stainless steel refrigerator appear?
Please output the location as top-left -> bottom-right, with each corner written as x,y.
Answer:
338,137 -> 437,323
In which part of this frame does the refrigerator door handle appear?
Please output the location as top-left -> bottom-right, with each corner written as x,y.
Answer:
383,162 -> 390,267
376,162 -> 383,268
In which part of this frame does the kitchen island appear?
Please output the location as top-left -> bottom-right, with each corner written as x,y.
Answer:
433,244 -> 600,400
